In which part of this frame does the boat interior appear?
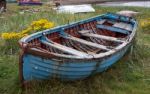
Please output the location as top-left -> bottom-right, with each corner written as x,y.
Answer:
26,18 -> 133,58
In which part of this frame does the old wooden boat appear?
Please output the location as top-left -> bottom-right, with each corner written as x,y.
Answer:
19,13 -> 137,85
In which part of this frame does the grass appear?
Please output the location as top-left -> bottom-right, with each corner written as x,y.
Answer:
0,3 -> 150,94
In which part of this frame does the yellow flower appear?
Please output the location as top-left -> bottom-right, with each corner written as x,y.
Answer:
1,18 -> 55,40
18,33 -> 28,38
33,26 -> 42,31
1,33 -> 9,39
43,22 -> 54,29
26,27 -> 32,31
30,19 -> 55,31
21,30 -> 29,34
1,32 -> 28,40
140,18 -> 150,28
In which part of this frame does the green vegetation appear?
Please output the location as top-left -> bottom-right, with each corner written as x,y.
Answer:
0,4 -> 150,94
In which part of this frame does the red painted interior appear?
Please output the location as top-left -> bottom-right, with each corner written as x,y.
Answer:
28,20 -> 127,54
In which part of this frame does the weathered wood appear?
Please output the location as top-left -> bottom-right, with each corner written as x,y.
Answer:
97,20 -> 106,24
79,30 -> 125,43
97,24 -> 129,34
40,38 -> 89,57
65,35 -> 111,51
113,22 -> 132,31
29,48 -> 91,59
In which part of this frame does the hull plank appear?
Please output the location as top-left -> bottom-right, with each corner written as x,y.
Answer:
23,44 -> 130,81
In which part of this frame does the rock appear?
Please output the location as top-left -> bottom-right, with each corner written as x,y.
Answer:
19,11 -> 24,15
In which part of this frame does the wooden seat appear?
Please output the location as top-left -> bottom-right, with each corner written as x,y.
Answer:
62,34 -> 111,51
78,30 -> 125,43
113,22 -> 132,31
97,20 -> 106,24
96,24 -> 130,35
40,37 -> 89,57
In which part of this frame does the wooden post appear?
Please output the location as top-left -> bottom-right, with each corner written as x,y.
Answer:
54,0 -> 61,7
0,0 -> 6,12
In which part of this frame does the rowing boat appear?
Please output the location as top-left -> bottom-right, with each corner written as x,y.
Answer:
19,13 -> 137,85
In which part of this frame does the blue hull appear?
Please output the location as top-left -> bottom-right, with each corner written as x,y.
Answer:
23,44 -> 130,81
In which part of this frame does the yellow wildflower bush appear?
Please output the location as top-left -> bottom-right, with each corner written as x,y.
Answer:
1,19 -> 55,40
21,27 -> 32,34
140,18 -> 150,31
31,19 -> 55,31
0,18 -> 55,54
1,32 -> 28,40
